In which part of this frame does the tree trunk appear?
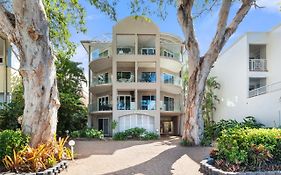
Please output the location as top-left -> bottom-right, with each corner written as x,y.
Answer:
13,0 -> 60,147
182,59 -> 210,145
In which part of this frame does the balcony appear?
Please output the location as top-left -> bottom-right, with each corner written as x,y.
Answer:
248,81 -> 281,98
161,73 -> 181,86
89,103 -> 112,113
92,74 -> 112,86
160,42 -> 182,62
138,34 -> 156,56
117,72 -> 135,83
249,59 -> 267,72
160,103 -> 181,112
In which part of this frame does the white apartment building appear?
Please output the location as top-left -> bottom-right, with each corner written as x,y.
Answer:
211,24 -> 281,127
82,16 -> 184,136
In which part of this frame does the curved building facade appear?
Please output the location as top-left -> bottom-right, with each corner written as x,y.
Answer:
82,16 -> 184,136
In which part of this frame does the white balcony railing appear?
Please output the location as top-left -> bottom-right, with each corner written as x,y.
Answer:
249,81 -> 281,98
249,59 -> 267,72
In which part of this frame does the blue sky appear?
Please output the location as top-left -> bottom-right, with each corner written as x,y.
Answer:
70,0 -> 281,80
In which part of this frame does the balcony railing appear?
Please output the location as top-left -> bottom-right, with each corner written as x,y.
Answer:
117,74 -> 135,83
249,59 -> 267,72
248,81 -> 281,98
160,102 -> 181,112
117,102 -> 136,110
92,76 -> 112,86
161,76 -> 182,86
89,103 -> 112,112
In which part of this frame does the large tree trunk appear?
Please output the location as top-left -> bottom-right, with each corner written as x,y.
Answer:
13,0 -> 60,147
182,58 -> 210,145
177,0 -> 253,145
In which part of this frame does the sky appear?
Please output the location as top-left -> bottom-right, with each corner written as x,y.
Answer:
70,0 -> 281,85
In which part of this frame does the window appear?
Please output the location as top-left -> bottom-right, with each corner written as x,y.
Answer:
117,72 -> 134,82
141,48 -> 155,55
117,95 -> 131,110
162,73 -> 174,84
0,57 -> 3,64
140,72 -> 156,83
141,95 -> 156,110
98,96 -> 111,111
164,96 -> 174,111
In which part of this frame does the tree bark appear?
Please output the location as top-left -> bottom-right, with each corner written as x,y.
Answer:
177,0 -> 253,145
0,0 -> 60,147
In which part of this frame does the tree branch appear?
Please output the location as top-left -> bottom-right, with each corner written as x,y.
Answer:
204,0 -> 253,66
177,0 -> 200,73
0,4 -> 16,41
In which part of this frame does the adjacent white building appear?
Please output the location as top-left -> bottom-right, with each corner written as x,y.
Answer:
211,24 -> 281,127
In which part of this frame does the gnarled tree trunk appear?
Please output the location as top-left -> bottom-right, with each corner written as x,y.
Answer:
177,0 -> 253,145
0,0 -> 60,147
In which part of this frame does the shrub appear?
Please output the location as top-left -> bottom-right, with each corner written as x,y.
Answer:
0,130 -> 29,161
113,127 -> 158,140
213,128 -> 281,172
112,132 -> 127,140
2,137 -> 72,173
140,131 -> 158,140
201,116 -> 264,146
70,128 -> 104,139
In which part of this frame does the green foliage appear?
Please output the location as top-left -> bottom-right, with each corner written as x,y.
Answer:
70,128 -> 104,139
180,139 -> 193,147
141,131 -> 159,140
202,77 -> 220,125
201,116 -> 264,146
43,0 -> 87,54
213,128 -> 281,172
113,127 -> 158,140
0,80 -> 24,130
111,120 -> 118,130
0,130 -> 29,162
56,52 -> 88,136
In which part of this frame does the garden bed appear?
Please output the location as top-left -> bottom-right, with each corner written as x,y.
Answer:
0,161 -> 68,175
200,158 -> 281,175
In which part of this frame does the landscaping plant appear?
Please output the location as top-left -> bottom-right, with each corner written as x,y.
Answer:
0,130 -> 29,162
211,128 -> 281,172
2,137 -> 72,173
70,128 -> 104,139
201,116 -> 264,146
113,127 -> 158,140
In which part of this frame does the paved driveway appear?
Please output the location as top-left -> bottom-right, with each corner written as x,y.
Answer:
61,136 -> 211,175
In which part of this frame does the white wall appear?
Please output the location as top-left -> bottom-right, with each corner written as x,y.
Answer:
210,35 -> 248,122
210,25 -> 281,127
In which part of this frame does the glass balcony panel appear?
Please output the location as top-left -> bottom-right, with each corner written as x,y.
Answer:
140,72 -> 156,83
160,42 -> 182,62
